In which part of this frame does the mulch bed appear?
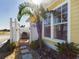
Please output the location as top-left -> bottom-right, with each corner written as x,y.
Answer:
33,46 -> 79,59
0,40 -> 15,59
29,40 -> 58,59
33,46 -> 58,59
0,51 -> 13,59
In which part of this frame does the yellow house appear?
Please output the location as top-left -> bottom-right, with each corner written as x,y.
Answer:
42,0 -> 79,49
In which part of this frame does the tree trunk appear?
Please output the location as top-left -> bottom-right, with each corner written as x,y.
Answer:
36,20 -> 42,49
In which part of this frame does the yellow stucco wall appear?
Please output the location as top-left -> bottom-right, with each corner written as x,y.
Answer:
70,0 -> 79,43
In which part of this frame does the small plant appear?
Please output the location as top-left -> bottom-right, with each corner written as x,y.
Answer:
30,40 -> 39,50
0,40 -> 16,52
56,42 -> 79,59
10,42 -> 16,49
6,42 -> 16,52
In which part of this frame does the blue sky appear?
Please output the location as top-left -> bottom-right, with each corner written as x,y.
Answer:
0,0 -> 29,29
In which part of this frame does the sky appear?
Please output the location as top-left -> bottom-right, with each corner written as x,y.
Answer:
0,0 -> 30,29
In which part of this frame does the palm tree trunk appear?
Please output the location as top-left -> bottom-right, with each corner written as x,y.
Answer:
36,20 -> 42,49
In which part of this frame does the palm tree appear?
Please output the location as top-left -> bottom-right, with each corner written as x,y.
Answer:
17,2 -> 47,48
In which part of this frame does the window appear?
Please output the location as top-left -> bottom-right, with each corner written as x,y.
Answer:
53,3 -> 68,40
44,13 -> 51,38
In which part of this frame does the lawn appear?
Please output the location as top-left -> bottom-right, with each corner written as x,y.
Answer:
0,31 -> 10,35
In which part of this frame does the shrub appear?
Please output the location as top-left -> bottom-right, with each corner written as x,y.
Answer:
56,42 -> 79,59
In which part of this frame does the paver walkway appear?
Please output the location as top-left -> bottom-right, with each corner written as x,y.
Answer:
20,45 -> 32,59
19,39 -> 33,59
16,39 -> 40,59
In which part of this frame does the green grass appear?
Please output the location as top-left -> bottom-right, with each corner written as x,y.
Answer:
0,31 -> 10,35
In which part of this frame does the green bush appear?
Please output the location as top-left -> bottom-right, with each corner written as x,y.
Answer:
56,42 -> 79,59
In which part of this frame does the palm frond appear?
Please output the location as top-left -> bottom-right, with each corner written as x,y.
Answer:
17,2 -> 34,21
17,2 -> 47,22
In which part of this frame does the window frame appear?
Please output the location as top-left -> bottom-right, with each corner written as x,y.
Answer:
43,13 -> 51,39
53,2 -> 68,40
42,0 -> 71,43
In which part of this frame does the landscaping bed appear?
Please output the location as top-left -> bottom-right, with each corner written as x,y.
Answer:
29,40 -> 79,59
29,40 -> 58,59
0,40 -> 16,59
35,46 -> 58,59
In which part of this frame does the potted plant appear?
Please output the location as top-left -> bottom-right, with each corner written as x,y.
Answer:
56,42 -> 79,59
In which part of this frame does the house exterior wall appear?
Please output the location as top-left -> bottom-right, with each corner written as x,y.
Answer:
70,0 -> 79,43
43,0 -> 79,50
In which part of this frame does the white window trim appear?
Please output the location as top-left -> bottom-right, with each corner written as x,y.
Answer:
43,13 -> 54,40
42,0 -> 71,43
51,13 -> 54,39
44,25 -> 50,27
67,0 -> 71,43
52,1 -> 71,43
42,14 -> 51,39
43,37 -> 51,40
51,13 -> 67,43
42,21 -> 51,39
53,22 -> 67,25
43,38 -> 65,43
52,1 -> 68,41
